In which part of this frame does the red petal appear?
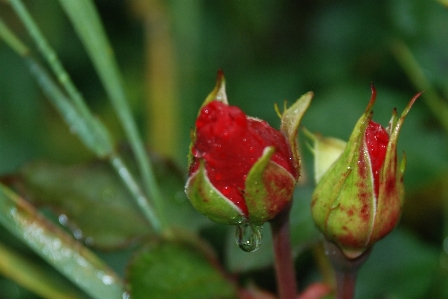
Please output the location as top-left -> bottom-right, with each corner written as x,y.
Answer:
365,120 -> 389,198
190,101 -> 294,216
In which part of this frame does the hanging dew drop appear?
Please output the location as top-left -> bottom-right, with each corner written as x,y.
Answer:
235,224 -> 263,252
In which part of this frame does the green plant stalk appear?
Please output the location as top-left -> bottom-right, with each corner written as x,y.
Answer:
0,18 -> 29,56
0,242 -> 86,299
25,56 -> 114,158
109,153 -> 160,232
391,40 -> 448,133
0,184 -> 124,299
2,3 -> 164,232
8,0 -> 91,121
270,206 -> 297,299
24,55 -> 162,232
57,0 -> 167,229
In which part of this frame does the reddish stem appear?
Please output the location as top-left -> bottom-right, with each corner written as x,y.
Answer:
270,206 -> 297,299
324,240 -> 372,299
334,269 -> 357,299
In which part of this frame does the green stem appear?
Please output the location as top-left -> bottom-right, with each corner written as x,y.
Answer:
0,17 -> 29,56
324,240 -> 372,299
6,0 -> 167,232
109,153 -> 161,233
270,206 -> 297,299
57,0 -> 167,230
9,0 -> 91,119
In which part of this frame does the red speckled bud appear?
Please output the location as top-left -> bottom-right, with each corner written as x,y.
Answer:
310,85 -> 421,258
185,71 -> 312,225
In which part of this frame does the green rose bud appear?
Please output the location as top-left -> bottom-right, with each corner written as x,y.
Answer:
310,86 -> 420,258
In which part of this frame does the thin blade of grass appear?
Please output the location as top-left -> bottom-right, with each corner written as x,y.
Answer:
57,0 -> 166,230
25,56 -> 160,232
7,0 -> 91,119
0,184 -> 125,299
0,17 -> 29,56
391,40 -> 448,133
25,56 -> 114,158
0,242 -> 88,299
3,2 -> 162,232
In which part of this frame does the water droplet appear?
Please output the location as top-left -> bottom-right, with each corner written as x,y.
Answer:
215,173 -> 222,181
85,237 -> 95,246
235,224 -> 263,252
222,186 -> 230,195
73,229 -> 83,240
58,214 -> 68,226
101,274 -> 115,285
249,146 -> 254,153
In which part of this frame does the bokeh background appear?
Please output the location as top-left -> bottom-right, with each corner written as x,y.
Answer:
1,0 -> 448,298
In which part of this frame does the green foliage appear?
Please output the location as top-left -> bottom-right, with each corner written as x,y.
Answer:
127,241 -> 237,299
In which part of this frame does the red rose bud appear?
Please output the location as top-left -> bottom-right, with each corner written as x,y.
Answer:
310,85 -> 421,258
185,71 -> 313,225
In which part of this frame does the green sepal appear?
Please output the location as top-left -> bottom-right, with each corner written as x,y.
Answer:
279,91 -> 313,178
245,147 -> 296,225
311,104 -> 375,258
188,71 -> 227,168
185,160 -> 245,225
201,70 -> 227,109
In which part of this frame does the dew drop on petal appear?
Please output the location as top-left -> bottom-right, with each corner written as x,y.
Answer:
235,224 -> 263,252
222,186 -> 230,195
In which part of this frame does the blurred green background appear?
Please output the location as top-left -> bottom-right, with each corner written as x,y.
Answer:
1,0 -> 448,298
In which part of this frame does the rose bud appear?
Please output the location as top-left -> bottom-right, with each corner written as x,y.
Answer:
310,85 -> 421,258
185,71 -> 313,226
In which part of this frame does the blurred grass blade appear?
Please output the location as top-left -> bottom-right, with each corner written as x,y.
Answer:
7,0 -> 91,119
57,0 -> 166,229
0,183 -> 124,299
25,56 -> 114,158
392,40 -> 448,133
0,17 -> 28,56
0,242 -> 87,299
3,2 -> 162,232
437,0 -> 448,7
25,56 -> 160,233
6,0 -> 114,158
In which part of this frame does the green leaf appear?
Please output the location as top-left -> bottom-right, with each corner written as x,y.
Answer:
15,160 -> 152,249
126,241 -> 237,299
0,184 -> 124,299
357,228 -> 439,299
9,155 -> 209,249
186,160 -> 245,225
